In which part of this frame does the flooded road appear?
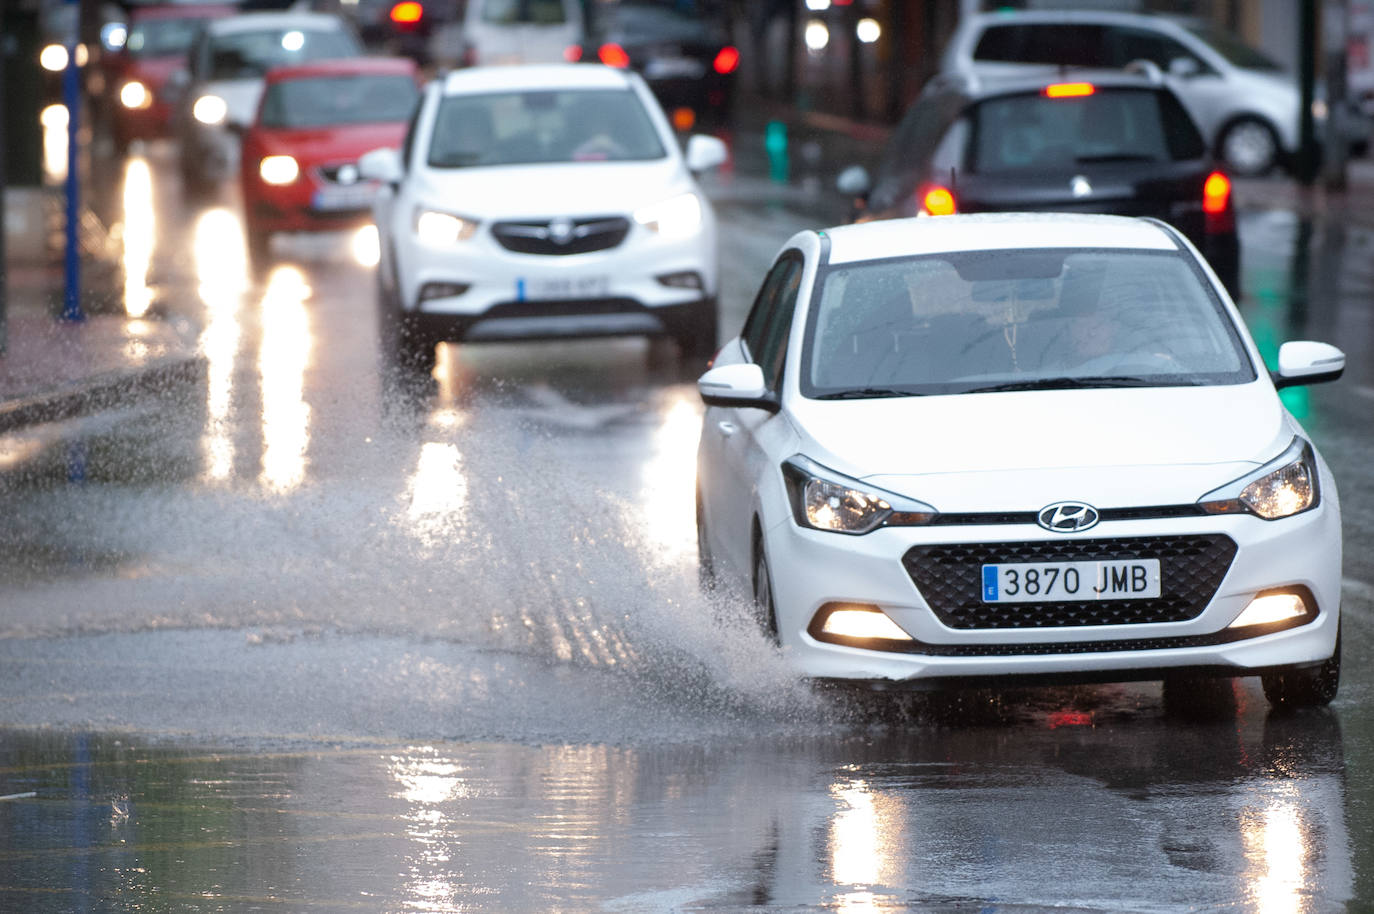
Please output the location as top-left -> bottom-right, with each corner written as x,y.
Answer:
2,145 -> 1374,910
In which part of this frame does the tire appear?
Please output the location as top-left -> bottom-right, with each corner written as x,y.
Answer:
752,536 -> 780,643
676,298 -> 719,364
1262,624 -> 1341,709
1218,117 -> 1280,177
695,489 -> 716,591
376,271 -> 436,376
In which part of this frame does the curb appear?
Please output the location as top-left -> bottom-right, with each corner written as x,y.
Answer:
0,354 -> 207,435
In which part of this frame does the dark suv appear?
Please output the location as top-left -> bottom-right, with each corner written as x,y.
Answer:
838,68 -> 1240,298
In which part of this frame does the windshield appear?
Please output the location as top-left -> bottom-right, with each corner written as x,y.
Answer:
970,89 -> 1204,172
1185,23 -> 1283,71
205,29 -> 361,81
427,89 -> 666,168
127,17 -> 210,58
259,74 -> 419,129
802,249 -> 1255,398
481,0 -> 571,25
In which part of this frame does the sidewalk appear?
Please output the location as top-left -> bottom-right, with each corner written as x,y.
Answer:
0,187 -> 204,435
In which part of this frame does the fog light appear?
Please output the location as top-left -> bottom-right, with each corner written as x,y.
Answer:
419,281 -> 470,302
1228,593 -> 1308,629
656,271 -> 702,289
819,606 -> 912,642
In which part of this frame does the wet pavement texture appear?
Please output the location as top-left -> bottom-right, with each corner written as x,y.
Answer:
1,136 -> 1373,911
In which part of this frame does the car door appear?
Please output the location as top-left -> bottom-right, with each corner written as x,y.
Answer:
374,85 -> 429,298
709,252 -> 804,578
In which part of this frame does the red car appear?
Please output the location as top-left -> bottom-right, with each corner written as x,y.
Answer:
240,57 -> 421,268
106,3 -> 236,153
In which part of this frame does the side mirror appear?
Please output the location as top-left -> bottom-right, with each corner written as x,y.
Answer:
836,164 -> 871,197
685,134 -> 728,172
358,146 -> 404,185
698,363 -> 779,412
1273,341 -> 1345,388
1168,56 -> 1201,78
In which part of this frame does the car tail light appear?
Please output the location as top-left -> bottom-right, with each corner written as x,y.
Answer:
390,1 -> 423,25
919,184 -> 956,216
563,44 -> 582,62
1043,82 -> 1095,99
713,46 -> 740,74
598,43 -> 630,68
1203,170 -> 1234,233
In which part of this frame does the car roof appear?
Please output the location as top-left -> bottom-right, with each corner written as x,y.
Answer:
204,12 -> 349,35
265,56 -> 417,84
440,63 -> 636,95
820,214 -> 1179,266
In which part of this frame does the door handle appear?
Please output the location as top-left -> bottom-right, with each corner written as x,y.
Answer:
717,421 -> 738,437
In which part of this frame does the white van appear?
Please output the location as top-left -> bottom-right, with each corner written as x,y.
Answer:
431,0 -> 584,68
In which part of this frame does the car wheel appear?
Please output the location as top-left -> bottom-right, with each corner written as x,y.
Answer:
676,298 -> 719,364
752,535 -> 780,643
696,489 -> 716,591
1262,624 -> 1341,709
377,271 -> 436,376
1219,117 -> 1280,177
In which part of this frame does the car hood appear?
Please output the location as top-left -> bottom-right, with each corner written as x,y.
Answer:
790,383 -> 1295,512
255,122 -> 408,165
411,158 -> 695,219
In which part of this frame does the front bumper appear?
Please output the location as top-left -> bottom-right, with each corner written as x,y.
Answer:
764,500 -> 1341,686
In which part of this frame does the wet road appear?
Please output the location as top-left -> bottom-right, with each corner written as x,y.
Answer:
1,143 -> 1373,912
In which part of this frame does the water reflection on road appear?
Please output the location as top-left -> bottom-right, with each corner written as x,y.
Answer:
0,710 -> 1354,912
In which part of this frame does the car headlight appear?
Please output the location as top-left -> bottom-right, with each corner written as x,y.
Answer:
414,208 -> 479,245
633,192 -> 702,239
193,94 -> 228,126
259,155 -> 299,185
1198,437 -> 1319,520
120,80 -> 152,110
781,455 -> 937,535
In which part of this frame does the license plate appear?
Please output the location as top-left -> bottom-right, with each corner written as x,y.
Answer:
981,559 -> 1161,603
519,275 -> 610,300
311,183 -> 377,212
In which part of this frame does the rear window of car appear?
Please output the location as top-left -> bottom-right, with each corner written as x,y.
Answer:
259,74 -> 419,129
973,24 -> 1110,67
802,248 -> 1254,398
480,0 -> 570,25
967,88 -> 1205,174
206,28 -> 361,81
427,88 -> 666,168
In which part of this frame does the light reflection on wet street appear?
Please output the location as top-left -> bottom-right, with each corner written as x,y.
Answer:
0,143 -> 1372,910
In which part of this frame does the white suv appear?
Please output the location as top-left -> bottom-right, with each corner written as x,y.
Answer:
939,10 -> 1309,176
360,64 -> 726,371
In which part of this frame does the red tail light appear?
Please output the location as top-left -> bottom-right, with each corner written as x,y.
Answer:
1043,82 -> 1095,99
713,46 -> 740,75
598,43 -> 630,68
1203,170 -> 1234,233
390,1 -> 423,24
920,185 -> 957,216
563,44 -> 583,62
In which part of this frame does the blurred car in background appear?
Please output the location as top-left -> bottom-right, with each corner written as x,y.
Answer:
837,67 -> 1241,298
359,63 -> 728,372
174,9 -> 364,199
429,0 -> 584,68
568,0 -> 739,130
347,0 -> 456,63
103,3 -> 236,154
240,56 -> 421,270
939,9 -> 1364,176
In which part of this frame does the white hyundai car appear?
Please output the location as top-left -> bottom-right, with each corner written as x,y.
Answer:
696,213 -> 1345,709
360,64 -> 726,371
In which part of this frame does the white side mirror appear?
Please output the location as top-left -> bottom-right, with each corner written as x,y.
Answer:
836,164 -> 872,196
358,147 -> 404,185
1275,341 -> 1345,388
698,363 -> 778,411
685,134 -> 728,172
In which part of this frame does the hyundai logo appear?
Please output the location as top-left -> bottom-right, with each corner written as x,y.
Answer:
1038,501 -> 1100,533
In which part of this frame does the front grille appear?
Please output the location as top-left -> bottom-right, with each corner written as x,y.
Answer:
903,535 -> 1237,629
491,216 -> 630,255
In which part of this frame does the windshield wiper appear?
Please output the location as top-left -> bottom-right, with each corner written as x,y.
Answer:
814,387 -> 924,400
960,376 -> 1169,393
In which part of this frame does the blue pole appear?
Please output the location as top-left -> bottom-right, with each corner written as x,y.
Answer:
61,0 -> 83,323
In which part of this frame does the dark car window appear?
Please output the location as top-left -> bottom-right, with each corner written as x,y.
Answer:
127,17 -> 211,58
259,74 -> 419,129
972,24 -> 1110,68
206,28 -> 361,81
1109,26 -> 1207,73
742,253 -> 804,388
803,249 -> 1254,397
968,88 -> 1204,173
481,0 -> 569,25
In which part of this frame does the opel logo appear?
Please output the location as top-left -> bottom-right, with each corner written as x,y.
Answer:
1037,501 -> 1100,533
547,218 -> 575,245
